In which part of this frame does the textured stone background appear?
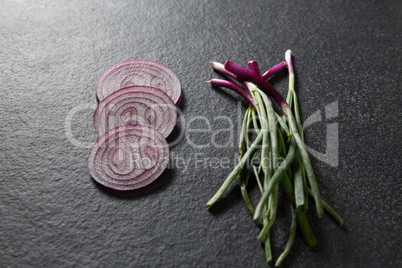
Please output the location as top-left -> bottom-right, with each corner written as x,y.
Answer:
0,0 -> 400,267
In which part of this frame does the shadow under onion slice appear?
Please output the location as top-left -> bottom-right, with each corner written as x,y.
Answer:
88,125 -> 169,191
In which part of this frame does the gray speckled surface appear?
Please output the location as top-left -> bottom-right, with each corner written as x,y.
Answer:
0,0 -> 400,267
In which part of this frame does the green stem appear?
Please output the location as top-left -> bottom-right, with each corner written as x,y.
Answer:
265,232 -> 273,264
239,107 -> 263,227
285,50 -> 297,125
251,108 -> 260,135
259,89 -> 279,172
285,50 -> 308,212
238,108 -> 251,157
296,211 -> 317,247
251,89 -> 271,184
258,88 -> 280,239
275,206 -> 298,267
276,131 -> 317,246
254,140 -> 297,220
276,113 -> 291,138
285,107 -> 323,217
239,173 -> 263,228
253,165 -> 264,194
250,107 -> 264,194
206,131 -> 263,209
277,127 -> 293,181
293,151 -> 307,211
307,188 -> 344,226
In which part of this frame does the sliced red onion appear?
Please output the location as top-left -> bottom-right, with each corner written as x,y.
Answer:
94,86 -> 177,138
88,125 -> 169,191
96,60 -> 181,105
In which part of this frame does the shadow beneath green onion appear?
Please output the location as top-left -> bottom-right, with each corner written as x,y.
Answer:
267,68 -> 288,86
207,172 -> 262,216
210,83 -> 251,108
91,167 -> 174,199
206,186 -> 244,215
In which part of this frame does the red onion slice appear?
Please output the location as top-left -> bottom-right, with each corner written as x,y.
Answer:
96,60 -> 182,105
88,125 -> 169,191
94,86 -> 177,138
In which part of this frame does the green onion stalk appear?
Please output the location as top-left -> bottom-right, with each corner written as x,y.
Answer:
223,59 -> 324,219
285,50 -> 308,212
206,51 -> 343,265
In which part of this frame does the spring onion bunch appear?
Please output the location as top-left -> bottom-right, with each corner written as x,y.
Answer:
206,50 -> 343,266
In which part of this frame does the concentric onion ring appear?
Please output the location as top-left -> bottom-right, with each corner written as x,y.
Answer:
88,125 -> 169,191
96,60 -> 182,105
94,86 -> 177,138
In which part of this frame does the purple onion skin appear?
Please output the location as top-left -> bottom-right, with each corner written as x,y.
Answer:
88,125 -> 169,191
213,60 -> 286,85
224,61 -> 289,110
262,61 -> 287,80
211,61 -> 243,82
209,79 -> 257,110
285,51 -> 294,76
248,60 -> 261,76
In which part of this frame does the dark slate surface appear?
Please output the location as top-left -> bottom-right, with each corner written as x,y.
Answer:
0,0 -> 400,267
